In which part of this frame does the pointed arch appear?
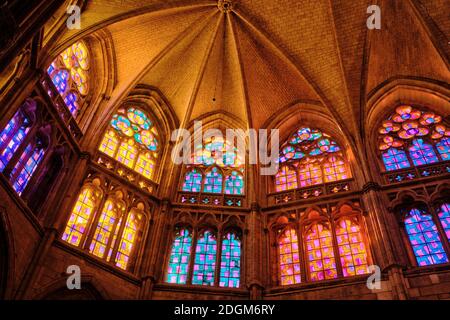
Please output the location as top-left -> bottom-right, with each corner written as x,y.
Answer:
278,227 -> 301,285
166,227 -> 193,285
203,167 -> 223,194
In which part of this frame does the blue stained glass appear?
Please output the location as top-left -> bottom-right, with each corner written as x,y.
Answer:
192,231 -> 217,286
182,169 -> 203,192
0,112 -> 18,149
438,203 -> 450,243
309,148 -> 322,156
436,138 -> 450,161
51,70 -> 69,95
166,229 -> 192,284
203,167 -> 223,193
382,148 -> 411,171
409,139 -> 439,166
64,92 -> 79,116
405,208 -> 448,266
219,233 -> 241,288
11,144 -> 45,195
225,171 -> 244,195
0,127 -> 29,172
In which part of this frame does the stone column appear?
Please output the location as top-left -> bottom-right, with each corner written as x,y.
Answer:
361,182 -> 408,299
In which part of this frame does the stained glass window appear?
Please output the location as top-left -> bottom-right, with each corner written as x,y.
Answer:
225,171 -> 244,195
436,138 -> 450,161
47,41 -> 90,116
203,167 -> 223,193
99,107 -> 159,180
299,162 -> 322,187
405,208 -> 448,266
275,166 -> 298,192
279,228 -> 302,285
182,169 -> 203,192
382,148 -> 411,171
219,233 -> 241,288
0,109 -> 32,173
99,130 -> 119,158
185,135 -> 245,195
116,140 -> 137,169
192,231 -> 217,286
62,187 -> 98,246
11,143 -> 45,195
378,106 -> 449,171
335,219 -> 369,277
409,139 -> 438,166
166,229 -> 192,284
89,200 -> 120,259
438,203 -> 450,243
323,156 -> 348,182
115,210 -> 142,270
276,127 -> 348,191
135,153 -> 155,180
305,223 -> 337,281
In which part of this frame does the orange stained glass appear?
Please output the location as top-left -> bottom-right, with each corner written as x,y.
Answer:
62,188 -> 97,246
89,200 -> 119,259
305,223 -> 338,281
116,139 -> 137,169
115,210 -> 142,270
99,130 -> 119,158
135,152 -> 155,179
324,156 -> 348,183
275,166 -> 298,192
335,219 -> 369,277
279,228 -> 302,285
299,162 -> 323,187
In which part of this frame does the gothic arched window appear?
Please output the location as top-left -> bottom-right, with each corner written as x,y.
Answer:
276,209 -> 370,286
278,228 -> 302,285
203,167 -> 223,194
114,207 -> 145,270
181,136 -> 245,196
275,127 -> 350,192
47,41 -> 90,117
378,106 -> 449,171
305,223 -> 337,281
219,232 -> 241,288
224,171 -> 244,195
166,228 -> 192,285
89,198 -> 125,259
335,218 -> 369,277
182,169 -> 203,192
192,230 -> 217,286
404,207 -> 448,266
62,185 -> 102,247
165,226 -> 243,288
98,107 -> 159,181
62,182 -> 148,271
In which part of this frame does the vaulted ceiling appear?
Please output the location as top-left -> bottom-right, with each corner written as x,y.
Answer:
46,0 -> 450,137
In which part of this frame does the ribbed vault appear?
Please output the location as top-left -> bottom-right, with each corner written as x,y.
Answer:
44,0 -> 450,137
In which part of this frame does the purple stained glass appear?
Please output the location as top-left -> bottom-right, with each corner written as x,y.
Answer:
382,148 -> 411,171
11,143 -> 45,195
405,208 -> 448,266
51,70 -> 69,95
436,138 -> 450,161
408,139 -> 439,166
438,203 -> 450,243
192,231 -> 217,286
